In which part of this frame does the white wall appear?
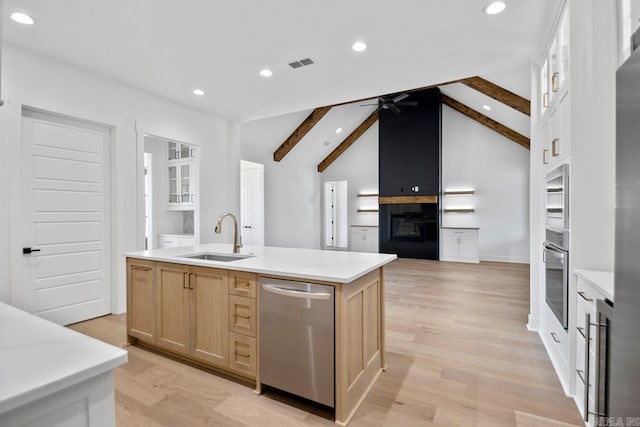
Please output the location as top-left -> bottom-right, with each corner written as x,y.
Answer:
442,107 -> 530,263
0,44 -> 235,310
241,110 -> 324,249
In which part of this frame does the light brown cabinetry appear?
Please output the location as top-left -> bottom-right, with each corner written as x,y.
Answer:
126,258 -> 156,344
156,263 -> 229,363
191,266 -> 229,367
227,271 -> 257,377
127,260 -> 255,380
156,262 -> 191,354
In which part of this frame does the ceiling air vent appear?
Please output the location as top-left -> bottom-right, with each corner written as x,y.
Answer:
289,58 -> 315,69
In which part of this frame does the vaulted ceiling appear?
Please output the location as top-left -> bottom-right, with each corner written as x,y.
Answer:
2,0 -> 559,121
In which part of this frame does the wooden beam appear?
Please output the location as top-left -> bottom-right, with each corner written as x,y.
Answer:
317,111 -> 379,172
461,77 -> 531,116
273,106 -> 332,162
379,196 -> 438,204
441,94 -> 530,150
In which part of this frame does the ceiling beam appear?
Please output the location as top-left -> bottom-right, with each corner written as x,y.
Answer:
441,94 -> 530,150
273,106 -> 332,162
317,111 -> 379,172
461,77 -> 530,116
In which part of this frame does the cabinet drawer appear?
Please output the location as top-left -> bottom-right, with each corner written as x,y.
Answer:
442,229 -> 477,238
229,271 -> 257,298
229,295 -> 256,337
228,332 -> 256,377
158,236 -> 180,249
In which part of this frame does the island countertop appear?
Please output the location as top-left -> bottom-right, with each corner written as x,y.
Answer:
125,243 -> 397,283
0,302 -> 128,415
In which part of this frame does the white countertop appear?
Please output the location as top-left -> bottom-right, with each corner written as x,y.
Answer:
440,226 -> 480,230
158,233 -> 195,238
574,269 -> 614,301
125,243 -> 397,283
0,302 -> 128,415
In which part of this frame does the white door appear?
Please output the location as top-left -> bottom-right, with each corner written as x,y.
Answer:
12,110 -> 112,325
240,162 -> 264,246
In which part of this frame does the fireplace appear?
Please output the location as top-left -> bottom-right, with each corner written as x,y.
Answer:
379,203 -> 438,259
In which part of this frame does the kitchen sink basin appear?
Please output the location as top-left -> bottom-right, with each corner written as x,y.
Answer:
180,253 -> 254,262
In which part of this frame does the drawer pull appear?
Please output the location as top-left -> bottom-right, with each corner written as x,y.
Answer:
577,291 -> 593,302
577,326 -> 586,339
234,351 -> 250,358
235,281 -> 250,288
576,369 -> 586,385
550,332 -> 560,343
233,313 -> 251,319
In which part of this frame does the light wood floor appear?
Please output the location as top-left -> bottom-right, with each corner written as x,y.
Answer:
70,259 -> 583,426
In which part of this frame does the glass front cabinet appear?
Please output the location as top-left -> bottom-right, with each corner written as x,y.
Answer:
167,142 -> 196,210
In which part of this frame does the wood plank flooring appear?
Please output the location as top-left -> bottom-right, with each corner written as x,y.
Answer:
69,259 -> 583,426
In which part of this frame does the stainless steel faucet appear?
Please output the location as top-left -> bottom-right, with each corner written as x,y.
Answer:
214,213 -> 243,253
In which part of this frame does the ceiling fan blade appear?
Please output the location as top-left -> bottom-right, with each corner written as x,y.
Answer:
390,104 -> 402,114
396,101 -> 418,106
360,103 -> 380,106
392,93 -> 409,103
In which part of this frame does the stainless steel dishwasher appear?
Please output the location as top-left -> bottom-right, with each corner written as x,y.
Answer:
259,278 -> 335,407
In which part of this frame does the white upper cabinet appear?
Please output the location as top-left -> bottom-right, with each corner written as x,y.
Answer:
618,0 -> 640,64
540,7 -> 570,119
167,143 -> 196,210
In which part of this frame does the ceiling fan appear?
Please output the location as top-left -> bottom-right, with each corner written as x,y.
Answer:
361,93 -> 418,114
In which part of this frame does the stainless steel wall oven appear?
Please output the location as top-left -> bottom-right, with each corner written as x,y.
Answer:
544,228 -> 569,329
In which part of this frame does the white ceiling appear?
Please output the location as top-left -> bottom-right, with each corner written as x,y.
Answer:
2,0 -> 559,121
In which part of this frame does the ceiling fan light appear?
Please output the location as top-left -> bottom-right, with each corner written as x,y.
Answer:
484,1 -> 506,15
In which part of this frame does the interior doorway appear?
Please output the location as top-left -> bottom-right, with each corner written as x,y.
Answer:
240,160 -> 265,246
12,108 -> 112,325
323,180 -> 348,249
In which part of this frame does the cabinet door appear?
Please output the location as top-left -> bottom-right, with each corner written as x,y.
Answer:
168,165 -> 179,203
156,262 -> 191,354
458,236 -> 478,260
127,259 -> 156,344
180,162 -> 192,203
441,234 -> 459,258
190,266 -> 229,367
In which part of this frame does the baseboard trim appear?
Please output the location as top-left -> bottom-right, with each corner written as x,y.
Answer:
527,314 -> 538,331
480,255 -> 530,264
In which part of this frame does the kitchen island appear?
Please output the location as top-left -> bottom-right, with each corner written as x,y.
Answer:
125,243 -> 396,425
0,302 -> 127,427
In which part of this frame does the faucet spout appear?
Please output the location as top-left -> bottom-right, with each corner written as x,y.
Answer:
214,213 -> 243,254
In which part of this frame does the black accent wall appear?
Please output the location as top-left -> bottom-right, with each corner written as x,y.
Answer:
378,88 -> 442,196
378,88 -> 442,259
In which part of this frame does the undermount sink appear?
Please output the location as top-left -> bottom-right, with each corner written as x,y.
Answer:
180,252 -> 254,262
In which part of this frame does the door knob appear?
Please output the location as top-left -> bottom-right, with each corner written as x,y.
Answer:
23,247 -> 41,254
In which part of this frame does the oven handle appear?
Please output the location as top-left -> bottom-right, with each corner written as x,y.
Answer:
543,243 -> 566,261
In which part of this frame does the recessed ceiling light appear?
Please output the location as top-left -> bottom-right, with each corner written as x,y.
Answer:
352,41 -> 367,52
336,128 -> 343,134
192,89 -> 205,96
483,104 -> 492,111
323,141 -> 330,146
484,1 -> 506,15
11,12 -> 35,25
260,68 -> 273,77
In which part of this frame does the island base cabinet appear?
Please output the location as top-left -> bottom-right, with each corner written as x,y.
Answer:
335,269 -> 384,426
127,258 -> 156,344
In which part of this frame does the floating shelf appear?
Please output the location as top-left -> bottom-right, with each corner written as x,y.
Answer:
357,209 -> 379,213
378,196 -> 437,204
444,208 -> 475,213
443,190 -> 475,196
357,193 -> 379,198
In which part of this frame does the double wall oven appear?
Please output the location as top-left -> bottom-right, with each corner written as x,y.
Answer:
544,164 -> 570,329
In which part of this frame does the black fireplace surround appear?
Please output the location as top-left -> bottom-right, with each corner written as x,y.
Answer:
378,88 -> 441,260
379,203 -> 438,259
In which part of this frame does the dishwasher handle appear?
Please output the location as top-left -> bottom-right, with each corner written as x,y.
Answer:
262,284 -> 331,300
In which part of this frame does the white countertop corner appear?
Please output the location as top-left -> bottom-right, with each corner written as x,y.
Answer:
0,302 -> 128,415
